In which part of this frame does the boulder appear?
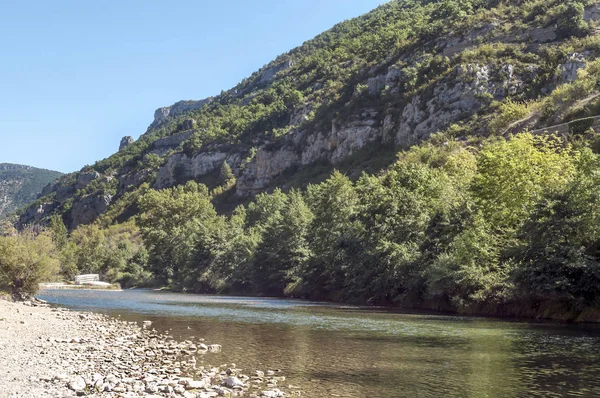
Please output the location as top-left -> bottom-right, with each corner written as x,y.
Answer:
119,136 -> 134,151
222,376 -> 244,388
75,172 -> 100,190
68,376 -> 86,392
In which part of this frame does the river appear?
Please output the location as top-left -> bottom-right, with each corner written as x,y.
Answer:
38,289 -> 600,397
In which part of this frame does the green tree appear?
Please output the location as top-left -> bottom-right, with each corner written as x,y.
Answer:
304,171 -> 359,299
138,181 -> 217,287
513,149 -> 600,307
49,214 -> 68,250
472,134 -> 576,231
70,224 -> 106,275
220,161 -> 235,184
0,231 -> 60,299
253,189 -> 314,296
556,1 -> 589,38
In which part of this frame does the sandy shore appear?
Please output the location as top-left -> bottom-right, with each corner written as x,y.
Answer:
0,298 -> 290,398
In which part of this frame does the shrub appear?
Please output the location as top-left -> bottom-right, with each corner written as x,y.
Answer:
488,99 -> 538,134
0,231 -> 60,299
569,117 -> 595,135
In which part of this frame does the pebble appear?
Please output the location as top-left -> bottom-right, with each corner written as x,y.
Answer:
0,299 -> 297,397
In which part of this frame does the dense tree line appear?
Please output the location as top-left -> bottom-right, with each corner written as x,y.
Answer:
4,0 -> 600,320
130,132 -> 600,317
4,131 -> 600,319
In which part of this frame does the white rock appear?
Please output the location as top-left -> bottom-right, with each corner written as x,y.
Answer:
68,376 -> 86,391
223,376 -> 244,388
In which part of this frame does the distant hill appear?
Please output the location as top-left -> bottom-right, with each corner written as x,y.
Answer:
0,164 -> 63,218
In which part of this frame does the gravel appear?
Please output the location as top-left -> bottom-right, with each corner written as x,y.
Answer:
0,298 -> 293,398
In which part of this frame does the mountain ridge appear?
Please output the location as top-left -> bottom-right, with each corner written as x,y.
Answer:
0,163 -> 63,219
17,0 -> 600,229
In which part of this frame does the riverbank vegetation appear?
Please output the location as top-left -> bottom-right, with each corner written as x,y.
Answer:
5,130 -> 600,320
132,131 -> 600,320
0,229 -> 60,299
5,0 -> 600,322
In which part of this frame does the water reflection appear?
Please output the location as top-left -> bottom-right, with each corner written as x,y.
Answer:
38,289 -> 600,397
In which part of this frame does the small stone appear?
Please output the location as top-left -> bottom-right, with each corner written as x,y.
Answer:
207,344 -> 222,352
68,376 -> 86,391
223,376 -> 244,388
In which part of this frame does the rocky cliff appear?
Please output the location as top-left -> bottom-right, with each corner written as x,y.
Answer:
17,0 -> 600,229
0,164 -> 62,219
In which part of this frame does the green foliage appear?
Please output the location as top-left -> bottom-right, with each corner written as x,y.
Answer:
253,189 -> 313,296
512,149 -> 600,307
488,99 -> 538,134
143,153 -> 165,169
556,1 -> 589,39
569,117 -> 596,135
138,181 -> 217,287
0,230 -> 60,298
472,134 -> 576,230
0,164 -> 62,218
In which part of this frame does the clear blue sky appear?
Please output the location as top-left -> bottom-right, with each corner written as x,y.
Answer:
0,0 -> 386,173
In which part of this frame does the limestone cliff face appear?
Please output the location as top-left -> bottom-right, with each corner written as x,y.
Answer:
16,1 -> 600,229
151,99 -> 213,128
14,51 -> 576,225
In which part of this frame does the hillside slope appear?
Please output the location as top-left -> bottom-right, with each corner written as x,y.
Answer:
0,164 -> 62,219
18,0 -> 600,229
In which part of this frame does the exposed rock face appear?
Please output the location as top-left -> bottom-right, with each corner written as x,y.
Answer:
237,148 -> 300,196
151,131 -> 195,155
118,170 -> 150,195
440,22 -> 498,57
119,136 -> 134,151
155,150 -> 241,189
56,186 -> 76,202
153,99 -> 212,126
585,3 -> 600,22
70,193 -> 113,229
233,62 -> 533,194
16,202 -> 58,228
300,110 -> 382,165
557,53 -> 588,84
75,172 -> 100,190
258,60 -> 294,84
529,27 -> 557,43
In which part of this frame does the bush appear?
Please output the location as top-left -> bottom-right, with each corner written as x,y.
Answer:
0,231 -> 60,299
569,117 -> 595,135
556,1 -> 589,39
488,99 -> 538,134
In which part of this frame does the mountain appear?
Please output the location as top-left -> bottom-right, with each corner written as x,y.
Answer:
17,0 -> 600,229
0,164 -> 63,219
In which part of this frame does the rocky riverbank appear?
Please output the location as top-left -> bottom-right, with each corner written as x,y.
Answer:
0,298 -> 293,398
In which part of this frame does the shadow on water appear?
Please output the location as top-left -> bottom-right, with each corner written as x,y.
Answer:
38,289 -> 600,397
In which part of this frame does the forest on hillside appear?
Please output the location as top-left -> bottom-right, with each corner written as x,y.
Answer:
5,126 -> 600,320
4,0 -> 600,321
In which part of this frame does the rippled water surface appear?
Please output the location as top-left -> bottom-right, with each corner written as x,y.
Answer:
38,289 -> 600,397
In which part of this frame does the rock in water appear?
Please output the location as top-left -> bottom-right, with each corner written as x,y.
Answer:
207,344 -> 222,351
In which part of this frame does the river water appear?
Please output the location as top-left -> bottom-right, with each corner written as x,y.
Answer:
38,289 -> 600,397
